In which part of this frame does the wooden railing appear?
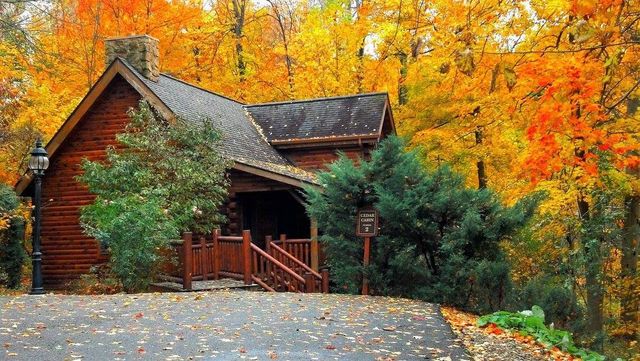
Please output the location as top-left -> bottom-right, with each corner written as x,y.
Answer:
167,230 -> 327,293
215,231 -> 246,280
250,243 -> 306,292
267,236 -> 328,293
271,235 -> 316,268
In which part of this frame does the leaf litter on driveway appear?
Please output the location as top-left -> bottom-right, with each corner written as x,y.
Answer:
0,291 -> 470,360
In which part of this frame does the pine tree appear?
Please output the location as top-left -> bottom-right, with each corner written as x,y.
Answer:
305,136 -> 542,311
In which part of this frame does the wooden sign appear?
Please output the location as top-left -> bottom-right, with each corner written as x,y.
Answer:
356,208 -> 378,237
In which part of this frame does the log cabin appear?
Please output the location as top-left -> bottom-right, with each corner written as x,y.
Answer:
14,35 -> 395,289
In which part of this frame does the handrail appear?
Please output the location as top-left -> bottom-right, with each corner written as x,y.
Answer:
218,235 -> 243,242
250,243 -> 306,284
270,243 -> 321,279
251,274 -> 275,292
272,239 -> 311,244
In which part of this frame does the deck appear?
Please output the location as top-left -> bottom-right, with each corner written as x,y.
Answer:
164,230 -> 328,293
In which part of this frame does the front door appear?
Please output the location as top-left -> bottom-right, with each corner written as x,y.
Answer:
239,191 -> 310,248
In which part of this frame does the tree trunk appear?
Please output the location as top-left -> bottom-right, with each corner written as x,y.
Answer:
578,195 -> 605,339
398,52 -> 408,105
268,0 -> 295,96
475,127 -> 487,189
622,98 -> 640,339
232,0 -> 246,83
356,40 -> 365,93
621,194 -> 640,336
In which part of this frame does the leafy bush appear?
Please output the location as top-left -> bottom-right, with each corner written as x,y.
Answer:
78,101 -> 230,292
305,136 -> 541,311
513,277 -> 583,330
80,196 -> 178,291
0,184 -> 26,289
478,306 -> 606,361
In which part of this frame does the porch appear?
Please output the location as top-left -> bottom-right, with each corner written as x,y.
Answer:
160,230 -> 328,293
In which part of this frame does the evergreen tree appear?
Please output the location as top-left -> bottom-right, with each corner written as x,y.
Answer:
306,136 -> 541,311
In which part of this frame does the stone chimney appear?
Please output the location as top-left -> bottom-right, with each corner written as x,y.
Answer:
105,35 -> 159,82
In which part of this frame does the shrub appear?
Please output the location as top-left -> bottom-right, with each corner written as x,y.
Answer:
514,277 -> 583,330
477,306 -> 605,361
78,101 -> 230,292
80,196 -> 178,291
305,136 -> 541,311
473,259 -> 512,313
0,184 -> 26,289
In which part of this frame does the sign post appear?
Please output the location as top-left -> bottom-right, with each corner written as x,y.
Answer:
356,208 -> 378,295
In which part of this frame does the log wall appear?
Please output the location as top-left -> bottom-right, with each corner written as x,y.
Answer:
40,75 -> 141,286
279,145 -> 373,171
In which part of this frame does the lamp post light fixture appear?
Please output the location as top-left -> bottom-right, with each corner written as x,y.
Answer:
28,139 -> 49,295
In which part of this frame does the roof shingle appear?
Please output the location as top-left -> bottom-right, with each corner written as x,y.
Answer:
245,93 -> 388,142
121,60 -> 318,184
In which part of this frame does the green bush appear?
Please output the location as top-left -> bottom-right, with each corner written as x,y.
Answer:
478,306 -> 605,361
305,136 -> 541,311
473,259 -> 512,313
514,277 -> 583,330
0,184 -> 26,289
80,196 -> 178,291
78,101 -> 230,292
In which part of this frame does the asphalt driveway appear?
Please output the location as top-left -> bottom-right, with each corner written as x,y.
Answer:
0,291 -> 469,360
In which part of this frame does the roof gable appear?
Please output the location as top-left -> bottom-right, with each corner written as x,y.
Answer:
15,58 -> 398,195
244,93 -> 389,143
16,59 -> 317,195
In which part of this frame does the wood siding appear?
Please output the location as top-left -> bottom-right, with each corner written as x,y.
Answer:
279,146 -> 372,171
40,75 -> 141,286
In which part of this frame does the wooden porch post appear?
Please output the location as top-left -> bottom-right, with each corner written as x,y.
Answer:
265,235 -> 272,253
212,229 -> 220,280
242,230 -> 252,285
280,234 -> 287,254
265,235 -> 273,276
321,268 -> 329,294
182,232 -> 193,291
200,236 -> 209,281
304,272 -> 316,293
310,218 -> 319,272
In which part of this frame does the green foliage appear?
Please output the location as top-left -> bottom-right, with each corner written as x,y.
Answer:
305,136 -> 541,311
477,306 -> 607,361
0,184 -> 26,289
78,101 -> 231,292
513,277 -> 583,330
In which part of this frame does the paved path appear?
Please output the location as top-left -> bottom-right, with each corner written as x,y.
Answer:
0,291 -> 469,361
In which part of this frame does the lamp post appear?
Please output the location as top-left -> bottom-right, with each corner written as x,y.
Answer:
28,139 -> 49,295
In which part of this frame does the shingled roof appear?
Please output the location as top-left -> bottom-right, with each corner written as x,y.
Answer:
245,93 -> 389,142
122,62 -> 284,164
118,60 -> 320,185
16,57 -> 394,194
